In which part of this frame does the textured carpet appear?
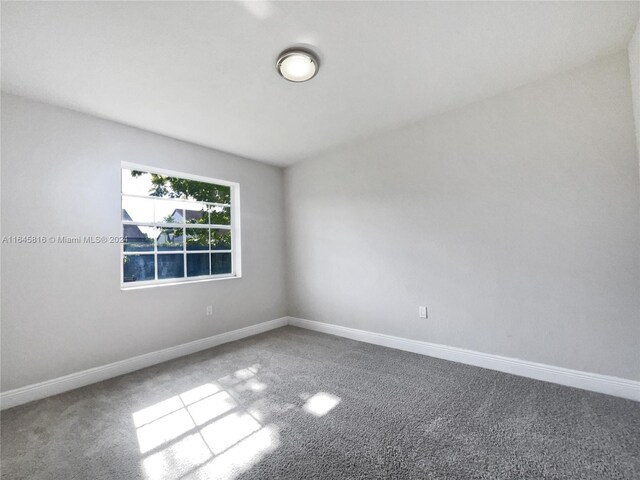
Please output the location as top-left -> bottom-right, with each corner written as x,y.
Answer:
1,326 -> 639,480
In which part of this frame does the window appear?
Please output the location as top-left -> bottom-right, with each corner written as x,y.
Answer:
121,163 -> 240,288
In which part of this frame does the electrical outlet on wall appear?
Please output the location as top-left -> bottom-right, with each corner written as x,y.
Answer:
206,305 -> 213,316
418,306 -> 428,319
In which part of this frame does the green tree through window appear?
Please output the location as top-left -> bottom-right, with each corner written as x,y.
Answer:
130,170 -> 231,204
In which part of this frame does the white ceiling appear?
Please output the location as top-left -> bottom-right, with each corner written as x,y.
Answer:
2,1 -> 639,166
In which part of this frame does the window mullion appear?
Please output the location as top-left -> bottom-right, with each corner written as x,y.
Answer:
230,185 -> 234,276
154,226 -> 158,281
183,227 -> 187,279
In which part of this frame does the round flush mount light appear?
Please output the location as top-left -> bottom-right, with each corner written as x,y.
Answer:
276,48 -> 319,82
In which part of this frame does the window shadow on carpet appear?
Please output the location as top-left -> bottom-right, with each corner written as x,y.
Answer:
131,363 -> 342,480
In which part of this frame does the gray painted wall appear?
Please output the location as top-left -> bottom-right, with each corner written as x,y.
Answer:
630,19 -> 640,172
2,50 -> 639,394
1,93 -> 287,391
285,52 -> 640,381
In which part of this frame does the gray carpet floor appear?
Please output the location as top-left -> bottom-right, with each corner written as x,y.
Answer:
1,326 -> 639,480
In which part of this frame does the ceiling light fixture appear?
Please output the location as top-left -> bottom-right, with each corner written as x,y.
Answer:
276,48 -> 319,83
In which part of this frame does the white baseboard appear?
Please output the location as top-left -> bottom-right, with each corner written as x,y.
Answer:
287,317 -> 640,402
0,317 -> 288,410
3,316 -> 638,409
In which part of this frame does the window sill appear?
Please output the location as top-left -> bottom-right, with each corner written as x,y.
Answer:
120,274 -> 241,291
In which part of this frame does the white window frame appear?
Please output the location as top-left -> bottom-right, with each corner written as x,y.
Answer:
120,162 -> 241,290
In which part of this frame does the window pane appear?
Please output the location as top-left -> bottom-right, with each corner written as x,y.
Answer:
158,254 -> 184,280
209,206 -> 231,225
187,253 -> 209,277
123,225 -> 156,252
122,169 -> 155,196
185,204 -> 209,225
155,200 -> 187,224
123,255 -> 155,282
122,169 -> 187,200
158,228 -> 183,251
211,253 -> 232,275
186,228 -> 209,251
122,196 -> 154,223
210,229 -> 231,250
122,168 -> 231,204
208,184 -> 231,204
